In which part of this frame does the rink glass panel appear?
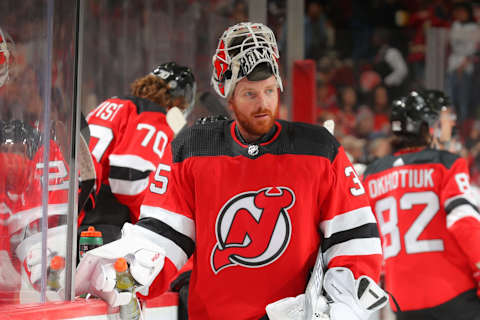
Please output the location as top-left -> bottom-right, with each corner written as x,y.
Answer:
0,0 -> 245,306
0,0 -> 76,305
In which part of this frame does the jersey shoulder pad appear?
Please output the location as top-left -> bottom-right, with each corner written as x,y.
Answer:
436,149 -> 461,169
280,120 -> 340,162
117,95 -> 166,115
363,149 -> 459,179
363,155 -> 396,179
403,148 -> 459,169
172,119 -> 232,163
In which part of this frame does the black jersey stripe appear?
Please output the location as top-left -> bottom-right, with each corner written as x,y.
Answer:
172,119 -> 340,163
363,149 -> 459,179
117,95 -> 166,114
445,198 -> 480,215
321,223 -> 380,252
109,166 -> 151,181
137,217 -> 195,257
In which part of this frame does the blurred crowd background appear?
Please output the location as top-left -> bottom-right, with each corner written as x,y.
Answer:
2,0 -> 480,180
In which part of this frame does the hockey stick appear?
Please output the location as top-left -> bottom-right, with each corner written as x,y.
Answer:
323,119 -> 335,136
78,113 -> 96,213
304,119 -> 335,319
304,246 -> 328,319
166,107 -> 187,136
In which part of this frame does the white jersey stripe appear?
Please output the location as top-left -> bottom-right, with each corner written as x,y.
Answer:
153,233 -> 188,270
8,203 -> 68,235
320,206 -> 377,238
140,205 -> 195,239
109,154 -> 156,172
323,238 -> 382,266
109,177 -> 149,195
123,223 -> 189,270
447,204 -> 480,228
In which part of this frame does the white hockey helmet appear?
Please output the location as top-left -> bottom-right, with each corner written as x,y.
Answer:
0,27 -> 14,88
211,22 -> 283,99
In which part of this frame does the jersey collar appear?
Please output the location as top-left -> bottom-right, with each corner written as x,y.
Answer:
393,146 -> 427,156
230,121 -> 282,148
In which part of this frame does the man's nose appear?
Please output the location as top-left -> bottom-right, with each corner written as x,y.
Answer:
257,92 -> 269,109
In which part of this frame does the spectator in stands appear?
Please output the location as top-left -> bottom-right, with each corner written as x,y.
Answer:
446,2 -> 479,124
371,85 -> 391,134
365,135 -> 392,164
407,0 -> 450,88
278,0 -> 329,61
304,0 -> 329,60
340,134 -> 366,164
371,28 -> 408,100
229,0 -> 248,25
354,105 -> 375,140
315,77 -> 338,122
335,85 -> 358,136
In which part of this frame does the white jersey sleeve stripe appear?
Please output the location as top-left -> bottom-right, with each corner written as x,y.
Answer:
323,238 -> 382,266
109,154 -> 156,172
109,177 -> 149,195
320,206 -> 377,238
8,203 -> 68,235
122,223 -> 188,270
140,205 -> 195,239
446,204 -> 480,228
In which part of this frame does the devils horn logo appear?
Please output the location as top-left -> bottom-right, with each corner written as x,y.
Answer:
210,187 -> 295,274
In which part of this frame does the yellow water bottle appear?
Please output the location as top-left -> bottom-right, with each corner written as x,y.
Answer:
47,255 -> 65,291
114,257 -> 140,320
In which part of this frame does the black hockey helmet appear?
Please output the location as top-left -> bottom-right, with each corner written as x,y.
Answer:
390,90 -> 450,136
0,119 -> 41,159
151,62 -> 196,116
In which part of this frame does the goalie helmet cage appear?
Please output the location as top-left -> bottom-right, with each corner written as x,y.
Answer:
292,59 -> 316,124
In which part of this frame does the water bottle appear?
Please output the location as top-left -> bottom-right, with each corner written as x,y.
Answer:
79,226 -> 103,260
115,257 -> 141,320
47,255 -> 65,291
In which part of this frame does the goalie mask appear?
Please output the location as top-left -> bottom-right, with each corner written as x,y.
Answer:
0,27 -> 14,87
211,22 -> 283,98
151,62 -> 196,117
390,90 -> 450,137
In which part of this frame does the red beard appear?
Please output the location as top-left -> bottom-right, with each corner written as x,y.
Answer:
234,108 -> 275,139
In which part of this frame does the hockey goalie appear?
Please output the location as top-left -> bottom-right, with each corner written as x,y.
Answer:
75,22 -> 389,319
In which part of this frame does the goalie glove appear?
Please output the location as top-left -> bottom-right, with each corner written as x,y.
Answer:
75,223 -> 165,306
265,293 -> 330,320
267,246 -> 330,320
324,267 -> 388,320
14,225 -> 67,303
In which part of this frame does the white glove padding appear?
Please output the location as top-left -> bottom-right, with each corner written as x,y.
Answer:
15,225 -> 67,287
75,223 -> 166,306
323,267 -> 388,320
266,294 -> 330,320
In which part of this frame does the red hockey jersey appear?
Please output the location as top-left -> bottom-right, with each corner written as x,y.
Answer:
363,148 -> 480,311
85,96 -> 174,222
0,139 -> 69,305
139,120 -> 383,320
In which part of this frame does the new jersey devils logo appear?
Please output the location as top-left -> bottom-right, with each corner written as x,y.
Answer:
210,187 -> 295,274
